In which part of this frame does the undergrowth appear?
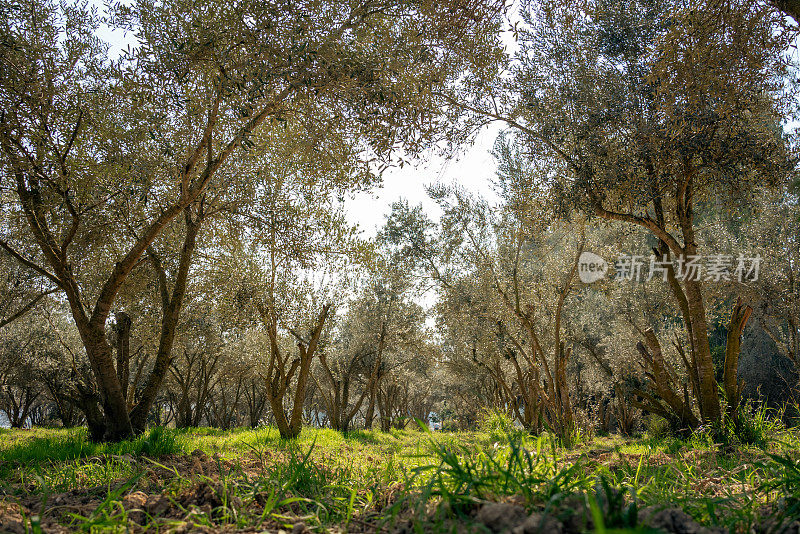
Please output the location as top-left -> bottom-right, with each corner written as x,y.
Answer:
0,424 -> 798,532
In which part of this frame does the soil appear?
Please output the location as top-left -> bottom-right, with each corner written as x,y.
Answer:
1,448 -> 798,533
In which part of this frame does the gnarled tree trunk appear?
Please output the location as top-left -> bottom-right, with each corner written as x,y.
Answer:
261,304 -> 330,439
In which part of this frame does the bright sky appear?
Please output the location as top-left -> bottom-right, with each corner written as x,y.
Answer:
345,125 -> 504,238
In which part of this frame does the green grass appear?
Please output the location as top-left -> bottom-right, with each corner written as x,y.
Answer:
0,425 -> 799,532
0,426 -> 184,477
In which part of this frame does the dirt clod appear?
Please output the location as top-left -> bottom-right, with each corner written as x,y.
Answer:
476,502 -> 528,532
146,494 -> 172,517
640,506 -> 724,534
512,513 -> 564,534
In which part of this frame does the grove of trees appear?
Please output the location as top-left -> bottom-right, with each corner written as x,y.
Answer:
1,0 -> 799,443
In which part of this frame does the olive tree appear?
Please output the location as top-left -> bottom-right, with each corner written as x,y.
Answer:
449,0 -> 796,426
0,0 -> 505,440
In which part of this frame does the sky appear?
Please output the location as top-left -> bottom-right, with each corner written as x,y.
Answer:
344,125 -> 504,238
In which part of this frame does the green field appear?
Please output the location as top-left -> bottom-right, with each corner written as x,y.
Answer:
1,424 -> 799,533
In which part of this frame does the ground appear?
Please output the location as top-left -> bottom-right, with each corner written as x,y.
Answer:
0,425 -> 798,533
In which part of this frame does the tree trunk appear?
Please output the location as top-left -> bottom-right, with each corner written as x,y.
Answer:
71,385 -> 108,442
683,277 -> 721,423
554,342 -> 574,439
245,381 -> 267,428
264,305 -> 330,440
114,312 -> 132,402
130,206 -> 202,432
364,387 -> 377,430
271,396 -> 296,439
77,326 -> 134,440
1,385 -> 39,428
724,299 -> 752,418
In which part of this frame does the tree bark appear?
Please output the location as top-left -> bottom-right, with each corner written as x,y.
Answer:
114,312 -> 132,402
724,298 -> 752,418
683,277 -> 720,423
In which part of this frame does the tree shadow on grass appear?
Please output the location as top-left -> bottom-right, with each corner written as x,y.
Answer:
343,429 -> 382,444
0,427 -> 184,476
